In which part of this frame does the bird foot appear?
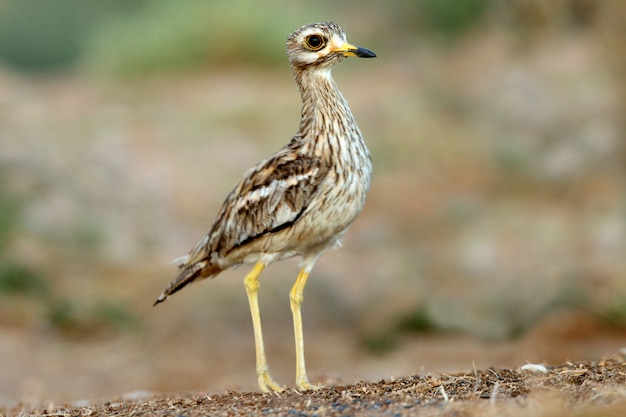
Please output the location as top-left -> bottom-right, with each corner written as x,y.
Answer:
258,371 -> 284,393
296,379 -> 322,391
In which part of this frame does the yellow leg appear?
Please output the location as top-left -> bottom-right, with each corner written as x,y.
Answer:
289,267 -> 321,390
244,261 -> 284,392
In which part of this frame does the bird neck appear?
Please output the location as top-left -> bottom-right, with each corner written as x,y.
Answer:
294,68 -> 355,138
292,67 -> 370,174
296,68 -> 343,102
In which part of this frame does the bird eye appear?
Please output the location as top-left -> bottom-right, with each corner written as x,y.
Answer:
304,35 -> 325,51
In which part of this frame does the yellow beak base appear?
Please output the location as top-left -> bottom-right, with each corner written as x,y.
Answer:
333,42 -> 376,58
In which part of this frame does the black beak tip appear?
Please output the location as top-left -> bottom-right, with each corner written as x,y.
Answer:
356,46 -> 376,58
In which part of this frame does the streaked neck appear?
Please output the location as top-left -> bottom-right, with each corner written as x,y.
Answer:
294,68 -> 353,136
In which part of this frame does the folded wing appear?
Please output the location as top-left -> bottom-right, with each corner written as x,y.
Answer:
155,152 -> 328,304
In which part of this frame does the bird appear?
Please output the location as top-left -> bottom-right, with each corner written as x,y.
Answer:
154,22 -> 376,392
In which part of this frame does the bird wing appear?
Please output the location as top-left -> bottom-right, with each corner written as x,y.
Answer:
154,150 -> 328,305
186,152 -> 329,267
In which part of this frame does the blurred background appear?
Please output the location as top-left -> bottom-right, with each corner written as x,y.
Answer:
1,0 -> 625,406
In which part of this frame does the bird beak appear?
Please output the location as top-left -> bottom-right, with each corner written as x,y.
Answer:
333,42 -> 376,58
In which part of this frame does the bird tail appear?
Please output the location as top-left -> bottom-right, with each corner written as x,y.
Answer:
153,261 -> 207,306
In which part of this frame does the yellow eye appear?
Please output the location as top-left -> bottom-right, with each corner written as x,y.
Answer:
304,34 -> 326,51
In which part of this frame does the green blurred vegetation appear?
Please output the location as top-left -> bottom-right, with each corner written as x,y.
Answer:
0,0 -> 322,74
82,0 -> 302,75
0,183 -> 138,337
601,297 -> 626,328
0,0 -> 614,77
0,260 -> 47,297
0,0 -> 143,72
0,0 -> 599,75
46,298 -> 140,338
0,188 -> 22,251
361,307 -> 436,355
412,0 -> 494,38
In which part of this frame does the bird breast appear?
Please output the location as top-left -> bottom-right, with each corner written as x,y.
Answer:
293,118 -> 372,251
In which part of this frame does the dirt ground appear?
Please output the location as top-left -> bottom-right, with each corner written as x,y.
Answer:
3,355 -> 625,417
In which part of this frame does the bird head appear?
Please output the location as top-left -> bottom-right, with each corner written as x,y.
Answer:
286,22 -> 376,71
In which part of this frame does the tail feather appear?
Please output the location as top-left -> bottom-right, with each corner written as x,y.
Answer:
153,261 -> 206,306
168,254 -> 189,267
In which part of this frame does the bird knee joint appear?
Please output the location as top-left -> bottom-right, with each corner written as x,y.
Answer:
289,289 -> 304,306
245,277 -> 260,293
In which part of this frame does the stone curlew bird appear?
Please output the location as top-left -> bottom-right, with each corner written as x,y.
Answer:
155,22 -> 376,392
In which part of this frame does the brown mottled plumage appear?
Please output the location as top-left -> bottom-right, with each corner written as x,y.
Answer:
154,22 -> 375,392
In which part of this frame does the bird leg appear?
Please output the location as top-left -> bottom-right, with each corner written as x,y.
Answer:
244,260 -> 284,392
289,266 -> 321,390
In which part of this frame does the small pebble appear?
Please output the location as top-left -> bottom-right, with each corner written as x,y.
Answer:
520,364 -> 548,373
